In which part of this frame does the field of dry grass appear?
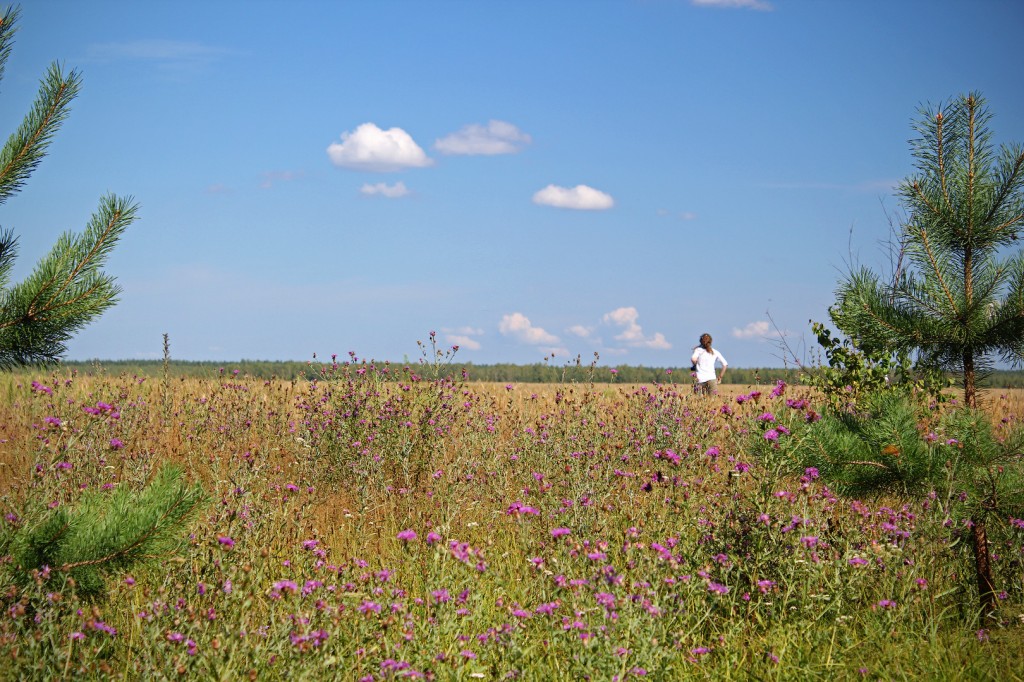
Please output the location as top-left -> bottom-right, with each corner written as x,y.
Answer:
0,367 -> 1022,679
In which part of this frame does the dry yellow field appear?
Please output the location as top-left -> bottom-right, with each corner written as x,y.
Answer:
0,370 -> 1023,678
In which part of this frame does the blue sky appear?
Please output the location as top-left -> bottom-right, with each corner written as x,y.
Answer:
3,0 -> 1023,368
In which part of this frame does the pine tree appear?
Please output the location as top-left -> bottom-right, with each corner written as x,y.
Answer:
830,92 -> 1024,619
831,92 -> 1024,408
0,6 -> 202,604
0,5 -> 138,369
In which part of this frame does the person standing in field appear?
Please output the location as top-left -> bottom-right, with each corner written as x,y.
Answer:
690,333 -> 727,396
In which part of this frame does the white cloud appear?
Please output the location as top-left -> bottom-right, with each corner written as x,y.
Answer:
732,320 -> 771,339
498,312 -> 560,345
434,120 -> 532,155
360,181 -> 410,198
447,335 -> 481,351
567,324 -> 592,338
444,326 -> 484,351
691,0 -> 773,10
327,123 -> 433,172
532,184 -> 614,211
601,307 -> 672,349
646,333 -> 671,350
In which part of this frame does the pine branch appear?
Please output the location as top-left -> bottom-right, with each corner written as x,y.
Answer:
58,490 -> 203,573
10,466 -> 207,599
936,109 -> 953,215
966,95 -> 978,246
0,61 -> 81,204
847,460 -> 890,470
982,146 -> 1024,242
0,194 -> 137,367
0,227 -> 16,290
0,6 -> 17,85
43,196 -> 135,310
0,9 -> 138,369
915,224 -> 959,315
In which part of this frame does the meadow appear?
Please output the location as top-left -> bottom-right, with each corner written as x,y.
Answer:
0,358 -> 1022,680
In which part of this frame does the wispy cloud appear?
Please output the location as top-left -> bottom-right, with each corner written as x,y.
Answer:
260,170 -> 303,189
532,184 -> 614,211
566,324 -> 592,338
759,179 -> 899,192
85,39 -> 234,71
657,209 -> 698,221
327,123 -> 433,173
138,265 -> 451,309
602,307 -> 671,350
435,120 -> 532,156
360,181 -> 410,198
691,0 -> 773,10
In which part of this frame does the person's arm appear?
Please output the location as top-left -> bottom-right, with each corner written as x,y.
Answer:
690,348 -> 701,364
717,352 -> 727,382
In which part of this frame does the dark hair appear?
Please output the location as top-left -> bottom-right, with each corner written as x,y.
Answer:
699,333 -> 713,352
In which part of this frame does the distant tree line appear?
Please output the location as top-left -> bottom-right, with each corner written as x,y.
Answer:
43,359 -> 1024,388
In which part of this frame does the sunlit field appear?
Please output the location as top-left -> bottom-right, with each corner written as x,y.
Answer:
1,363 -> 1022,680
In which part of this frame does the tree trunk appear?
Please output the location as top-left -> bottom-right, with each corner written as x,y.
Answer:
963,350 -> 976,408
971,516 -> 997,619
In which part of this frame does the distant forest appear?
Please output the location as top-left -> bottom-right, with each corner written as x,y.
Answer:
45,359 -> 1024,388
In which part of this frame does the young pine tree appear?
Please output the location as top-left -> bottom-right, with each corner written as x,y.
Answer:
0,5 -> 138,369
831,92 -> 1024,407
830,92 -> 1024,619
0,7 -> 204,604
